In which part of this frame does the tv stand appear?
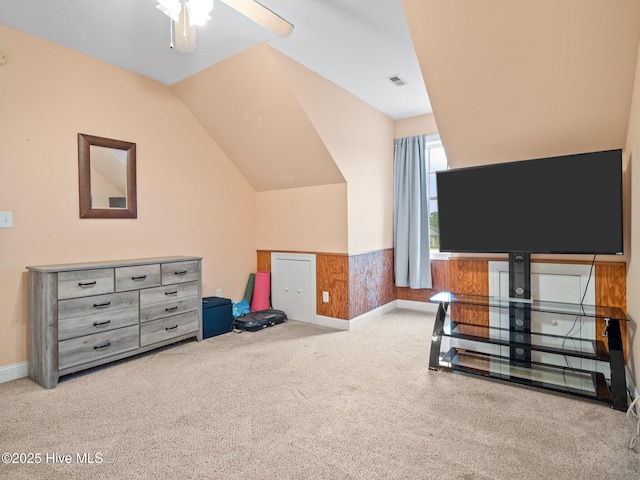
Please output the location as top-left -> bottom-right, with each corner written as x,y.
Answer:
429,291 -> 629,411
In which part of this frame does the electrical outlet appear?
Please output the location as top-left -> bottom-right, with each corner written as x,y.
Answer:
0,211 -> 13,228
216,288 -> 222,297
322,291 -> 329,303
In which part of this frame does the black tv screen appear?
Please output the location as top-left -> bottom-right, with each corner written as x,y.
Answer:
436,149 -> 623,254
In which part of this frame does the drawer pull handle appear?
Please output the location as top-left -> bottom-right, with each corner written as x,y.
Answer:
94,342 -> 112,350
174,270 -> 188,276
78,281 -> 97,288
93,320 -> 111,327
165,306 -> 178,312
131,275 -> 147,281
93,301 -> 111,309
165,325 -> 178,331
165,290 -> 178,296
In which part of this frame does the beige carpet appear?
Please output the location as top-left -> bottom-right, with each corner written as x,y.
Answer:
0,309 -> 638,479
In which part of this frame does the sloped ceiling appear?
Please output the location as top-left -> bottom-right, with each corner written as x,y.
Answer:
0,0 -> 430,120
402,0 -> 640,168
172,43 -> 345,191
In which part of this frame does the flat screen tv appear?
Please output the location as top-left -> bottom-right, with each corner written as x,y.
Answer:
436,149 -> 623,255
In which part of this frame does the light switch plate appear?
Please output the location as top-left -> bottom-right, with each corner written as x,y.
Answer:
0,211 -> 13,228
322,291 -> 329,303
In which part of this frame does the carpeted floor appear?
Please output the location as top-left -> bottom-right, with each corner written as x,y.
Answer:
0,309 -> 638,479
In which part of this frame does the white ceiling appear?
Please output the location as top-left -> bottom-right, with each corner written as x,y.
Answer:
0,0 -> 431,120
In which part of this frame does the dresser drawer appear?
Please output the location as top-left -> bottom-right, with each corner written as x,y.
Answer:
115,264 -> 161,292
139,281 -> 199,306
58,269 -> 114,300
140,296 -> 199,323
58,307 -> 138,341
58,291 -> 139,321
161,261 -> 199,285
140,311 -> 199,347
58,325 -> 139,370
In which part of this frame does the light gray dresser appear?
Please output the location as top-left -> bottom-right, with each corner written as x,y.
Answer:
27,256 -> 202,388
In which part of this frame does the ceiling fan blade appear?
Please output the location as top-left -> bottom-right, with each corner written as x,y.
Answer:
221,0 -> 294,38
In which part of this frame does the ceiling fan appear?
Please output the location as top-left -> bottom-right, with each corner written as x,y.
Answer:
156,0 -> 294,53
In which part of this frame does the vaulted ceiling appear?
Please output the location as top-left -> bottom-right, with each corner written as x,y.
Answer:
3,0 -> 640,184
172,44 -> 346,191
0,0 -> 430,120
402,0 -> 640,168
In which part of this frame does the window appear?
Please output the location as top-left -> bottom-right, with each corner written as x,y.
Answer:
425,134 -> 448,251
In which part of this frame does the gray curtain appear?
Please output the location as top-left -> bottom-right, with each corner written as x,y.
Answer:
393,135 -> 432,289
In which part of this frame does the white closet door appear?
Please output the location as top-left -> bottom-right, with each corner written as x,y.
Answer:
271,253 -> 316,324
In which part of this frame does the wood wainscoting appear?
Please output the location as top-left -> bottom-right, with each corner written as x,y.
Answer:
259,251 -> 627,347
348,249 -> 395,319
595,262 -> 628,352
396,258 -> 493,300
397,259 -> 489,325
258,249 -> 395,320
317,253 -> 349,319
397,257 -> 627,354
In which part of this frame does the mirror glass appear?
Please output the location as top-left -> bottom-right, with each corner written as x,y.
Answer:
89,145 -> 128,209
78,134 -> 137,218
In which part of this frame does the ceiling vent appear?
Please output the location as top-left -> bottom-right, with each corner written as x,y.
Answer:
387,74 -> 407,87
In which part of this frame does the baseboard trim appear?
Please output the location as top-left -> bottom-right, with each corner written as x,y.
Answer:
317,300 -> 400,331
396,299 -> 439,313
349,301 -> 399,330
0,361 -> 28,384
316,315 -> 351,330
317,300 -> 437,331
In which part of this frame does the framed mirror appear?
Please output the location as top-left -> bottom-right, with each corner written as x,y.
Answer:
78,133 -> 137,218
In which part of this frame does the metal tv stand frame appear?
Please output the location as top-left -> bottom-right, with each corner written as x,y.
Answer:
429,253 -> 628,411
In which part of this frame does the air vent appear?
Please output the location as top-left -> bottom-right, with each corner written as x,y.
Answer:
387,74 -> 407,87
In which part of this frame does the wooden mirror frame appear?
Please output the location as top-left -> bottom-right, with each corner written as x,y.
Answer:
78,133 -> 137,219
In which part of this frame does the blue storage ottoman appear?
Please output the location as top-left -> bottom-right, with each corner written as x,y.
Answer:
202,296 -> 233,339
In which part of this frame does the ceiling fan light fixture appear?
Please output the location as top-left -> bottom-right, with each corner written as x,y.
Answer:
188,0 -> 214,25
156,0 -> 293,53
173,4 -> 197,52
157,0 -> 213,25
157,0 -> 213,52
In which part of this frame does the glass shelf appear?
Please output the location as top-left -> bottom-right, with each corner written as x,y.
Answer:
430,291 -> 627,321
442,319 -> 610,361
441,348 -> 612,404
429,291 -> 628,411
